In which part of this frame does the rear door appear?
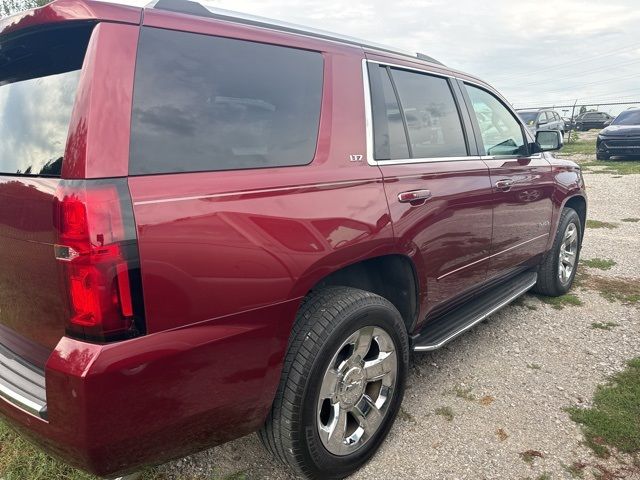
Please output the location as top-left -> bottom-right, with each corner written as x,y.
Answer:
461,82 -> 554,280
365,60 -> 494,320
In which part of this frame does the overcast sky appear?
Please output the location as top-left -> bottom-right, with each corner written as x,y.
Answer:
75,0 -> 640,115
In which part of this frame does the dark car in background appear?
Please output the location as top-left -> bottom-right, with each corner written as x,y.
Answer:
596,108 -> 640,160
517,109 -> 565,135
575,111 -> 614,131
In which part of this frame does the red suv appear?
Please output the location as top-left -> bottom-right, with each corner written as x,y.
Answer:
0,1 -> 586,478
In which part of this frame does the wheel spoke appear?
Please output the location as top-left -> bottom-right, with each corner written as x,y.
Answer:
325,407 -> 348,454
319,368 -> 340,401
363,351 -> 396,382
351,326 -> 374,360
351,394 -> 383,435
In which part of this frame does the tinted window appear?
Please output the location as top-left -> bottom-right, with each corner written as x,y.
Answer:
466,85 -> 526,156
518,111 -> 538,125
612,110 -> 640,125
130,28 -> 323,175
0,25 -> 92,176
368,65 -> 410,160
390,69 -> 467,158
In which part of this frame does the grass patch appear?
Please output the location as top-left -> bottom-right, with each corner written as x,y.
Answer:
622,218 -> 640,223
453,385 -> 475,401
581,160 -> 640,175
527,363 -> 542,370
496,428 -> 508,441
563,461 -> 587,478
519,449 -> 544,464
536,473 -> 551,480
398,406 -> 417,424
561,139 -> 595,155
536,293 -> 583,310
590,322 -> 619,331
0,421 -> 97,480
567,358 -> 640,457
435,406 -> 455,421
586,220 -> 618,229
582,258 -> 616,271
579,273 -> 640,305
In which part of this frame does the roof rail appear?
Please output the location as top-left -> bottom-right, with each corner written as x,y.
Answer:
149,0 -> 444,66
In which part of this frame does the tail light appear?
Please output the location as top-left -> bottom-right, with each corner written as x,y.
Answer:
54,179 -> 145,342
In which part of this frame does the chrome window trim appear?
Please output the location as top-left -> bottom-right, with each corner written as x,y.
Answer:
362,59 -> 480,166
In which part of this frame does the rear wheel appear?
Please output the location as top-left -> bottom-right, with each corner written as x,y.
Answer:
533,207 -> 582,296
259,287 -> 409,479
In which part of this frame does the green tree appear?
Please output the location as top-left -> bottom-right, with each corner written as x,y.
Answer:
1,0 -> 50,18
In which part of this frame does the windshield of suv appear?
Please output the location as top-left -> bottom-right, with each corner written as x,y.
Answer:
517,111 -> 538,125
612,110 -> 640,126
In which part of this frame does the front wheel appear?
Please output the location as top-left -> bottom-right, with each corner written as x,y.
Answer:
533,207 -> 582,296
596,152 -> 610,161
259,287 -> 409,479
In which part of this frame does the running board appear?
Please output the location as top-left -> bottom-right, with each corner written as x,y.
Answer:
412,271 -> 538,352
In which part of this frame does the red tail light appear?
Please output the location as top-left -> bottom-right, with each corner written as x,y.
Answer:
54,180 -> 145,342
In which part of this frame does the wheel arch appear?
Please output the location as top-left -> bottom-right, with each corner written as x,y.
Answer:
307,254 -> 419,333
563,195 -> 587,240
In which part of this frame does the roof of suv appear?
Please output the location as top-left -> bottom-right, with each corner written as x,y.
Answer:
149,0 -> 444,65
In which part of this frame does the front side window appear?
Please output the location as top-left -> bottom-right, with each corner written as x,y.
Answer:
130,28 -> 323,175
466,85 -> 527,156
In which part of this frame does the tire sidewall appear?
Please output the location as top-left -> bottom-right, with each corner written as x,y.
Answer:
551,209 -> 582,294
297,302 -> 409,479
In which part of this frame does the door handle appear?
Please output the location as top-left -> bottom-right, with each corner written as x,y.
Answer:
495,179 -> 514,192
398,189 -> 432,205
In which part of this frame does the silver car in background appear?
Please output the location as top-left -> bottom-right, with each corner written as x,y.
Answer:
517,109 -> 565,136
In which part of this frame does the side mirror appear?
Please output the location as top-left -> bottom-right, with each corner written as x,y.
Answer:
534,130 -> 563,152
537,119 -> 548,126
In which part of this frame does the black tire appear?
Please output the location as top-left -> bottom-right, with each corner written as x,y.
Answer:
596,152 -> 610,161
533,208 -> 582,296
259,286 -> 410,479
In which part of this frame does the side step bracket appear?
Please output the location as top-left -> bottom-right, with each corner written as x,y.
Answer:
412,271 -> 538,352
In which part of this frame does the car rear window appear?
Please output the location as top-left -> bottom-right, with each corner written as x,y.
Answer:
130,27 -> 324,175
367,64 -> 467,161
0,24 -> 93,177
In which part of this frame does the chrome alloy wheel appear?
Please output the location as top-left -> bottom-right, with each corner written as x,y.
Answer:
317,326 -> 398,456
558,222 -> 578,283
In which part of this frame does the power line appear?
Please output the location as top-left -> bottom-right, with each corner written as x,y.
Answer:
489,43 -> 640,80
497,59 -> 640,89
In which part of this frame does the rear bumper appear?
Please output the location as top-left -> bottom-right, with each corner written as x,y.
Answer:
0,298 -> 300,477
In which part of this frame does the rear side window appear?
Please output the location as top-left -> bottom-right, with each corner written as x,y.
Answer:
368,65 -> 410,160
0,24 -> 93,177
367,64 -> 467,161
130,28 -> 324,175
389,69 -> 467,159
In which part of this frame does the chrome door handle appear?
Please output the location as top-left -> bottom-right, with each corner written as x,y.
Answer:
495,179 -> 514,191
398,189 -> 432,204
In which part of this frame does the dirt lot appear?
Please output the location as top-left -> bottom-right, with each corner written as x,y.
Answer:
151,135 -> 640,480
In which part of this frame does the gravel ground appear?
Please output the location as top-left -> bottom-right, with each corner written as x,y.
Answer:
154,164 -> 640,480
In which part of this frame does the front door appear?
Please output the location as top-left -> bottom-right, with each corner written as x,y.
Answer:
365,60 -> 494,321
462,83 -> 554,280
